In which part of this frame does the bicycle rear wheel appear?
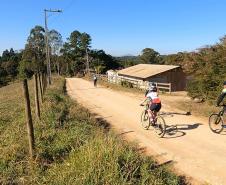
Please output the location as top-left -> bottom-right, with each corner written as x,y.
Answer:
154,115 -> 166,138
209,113 -> 224,134
140,110 -> 150,130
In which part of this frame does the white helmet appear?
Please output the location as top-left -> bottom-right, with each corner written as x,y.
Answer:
149,83 -> 157,92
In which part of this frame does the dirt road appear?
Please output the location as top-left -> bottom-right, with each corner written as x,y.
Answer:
67,78 -> 226,185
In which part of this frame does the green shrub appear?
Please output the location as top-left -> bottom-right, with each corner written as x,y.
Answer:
121,80 -> 134,88
187,75 -> 222,101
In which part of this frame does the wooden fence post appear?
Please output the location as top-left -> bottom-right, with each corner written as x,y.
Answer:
38,73 -> 43,103
22,79 -> 35,159
34,74 -> 40,119
42,72 -> 47,94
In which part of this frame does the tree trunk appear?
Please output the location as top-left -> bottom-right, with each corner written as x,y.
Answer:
86,47 -> 89,75
42,72 -> 47,94
38,73 -> 43,103
57,62 -> 60,76
66,63 -> 69,74
22,79 -> 35,159
34,74 -> 40,119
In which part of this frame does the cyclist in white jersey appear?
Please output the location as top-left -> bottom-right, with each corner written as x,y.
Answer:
141,83 -> 161,122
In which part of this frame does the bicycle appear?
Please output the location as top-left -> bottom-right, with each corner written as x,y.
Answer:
209,105 -> 226,134
140,102 -> 166,138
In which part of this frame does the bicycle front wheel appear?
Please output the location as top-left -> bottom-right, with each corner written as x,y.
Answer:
154,115 -> 166,138
209,113 -> 224,134
141,110 -> 150,130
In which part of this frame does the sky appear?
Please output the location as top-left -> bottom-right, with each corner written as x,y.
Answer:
1,0 -> 226,56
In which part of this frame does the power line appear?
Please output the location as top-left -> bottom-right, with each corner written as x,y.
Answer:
48,0 -> 76,26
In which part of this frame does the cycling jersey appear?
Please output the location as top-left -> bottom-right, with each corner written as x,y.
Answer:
217,88 -> 226,106
146,92 -> 161,104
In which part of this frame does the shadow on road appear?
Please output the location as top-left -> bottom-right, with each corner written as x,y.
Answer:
164,123 -> 202,139
160,111 -> 192,117
91,113 -> 111,132
75,87 -> 105,91
150,160 -> 175,170
119,130 -> 135,136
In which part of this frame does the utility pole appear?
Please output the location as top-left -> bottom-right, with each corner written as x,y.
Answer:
44,9 -> 62,85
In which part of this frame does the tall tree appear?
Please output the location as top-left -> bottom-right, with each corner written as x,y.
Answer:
26,25 -> 46,73
80,32 -> 91,73
139,48 -> 160,64
49,30 -> 63,75
25,26 -> 46,119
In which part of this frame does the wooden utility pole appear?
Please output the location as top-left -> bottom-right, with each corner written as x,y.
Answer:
34,74 -> 40,119
44,9 -> 62,85
22,79 -> 35,159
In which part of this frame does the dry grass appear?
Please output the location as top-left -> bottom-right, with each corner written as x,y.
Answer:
0,76 -> 186,185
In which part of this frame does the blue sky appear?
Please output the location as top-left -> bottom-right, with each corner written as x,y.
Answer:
1,0 -> 226,56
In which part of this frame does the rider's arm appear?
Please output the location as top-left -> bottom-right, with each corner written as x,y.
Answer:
217,90 -> 226,106
140,98 -> 147,105
140,97 -> 152,105
144,90 -> 149,97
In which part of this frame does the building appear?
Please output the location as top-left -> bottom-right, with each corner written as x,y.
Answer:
117,64 -> 186,91
106,70 -> 118,83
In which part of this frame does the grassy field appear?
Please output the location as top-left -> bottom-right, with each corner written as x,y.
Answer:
0,76 -> 187,184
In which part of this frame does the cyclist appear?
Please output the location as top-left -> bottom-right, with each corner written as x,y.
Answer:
93,74 -> 97,87
216,81 -> 226,107
140,83 -> 161,123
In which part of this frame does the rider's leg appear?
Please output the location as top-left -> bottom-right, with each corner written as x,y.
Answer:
148,103 -> 155,123
147,109 -> 152,119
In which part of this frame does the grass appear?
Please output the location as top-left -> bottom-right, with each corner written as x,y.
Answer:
0,76 -> 187,184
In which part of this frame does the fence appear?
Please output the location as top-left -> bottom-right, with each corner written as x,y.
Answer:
96,73 -> 172,93
154,82 -> 171,93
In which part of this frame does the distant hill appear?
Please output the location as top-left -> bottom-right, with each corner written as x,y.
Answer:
115,55 -> 138,60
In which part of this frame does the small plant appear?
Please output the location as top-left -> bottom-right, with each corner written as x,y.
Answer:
121,80 -> 134,88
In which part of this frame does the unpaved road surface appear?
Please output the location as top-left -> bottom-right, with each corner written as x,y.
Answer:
67,78 -> 226,185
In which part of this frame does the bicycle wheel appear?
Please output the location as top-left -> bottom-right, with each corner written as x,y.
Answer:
209,113 -> 224,134
154,115 -> 166,138
140,110 -> 150,130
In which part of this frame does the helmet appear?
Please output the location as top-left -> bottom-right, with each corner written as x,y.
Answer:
149,82 -> 156,87
224,81 -> 226,86
149,83 -> 157,92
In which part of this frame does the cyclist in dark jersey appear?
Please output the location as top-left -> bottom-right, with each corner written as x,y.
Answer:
216,81 -> 226,107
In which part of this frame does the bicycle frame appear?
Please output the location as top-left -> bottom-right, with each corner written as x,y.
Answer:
143,101 -> 158,123
140,101 -> 166,137
218,106 -> 226,127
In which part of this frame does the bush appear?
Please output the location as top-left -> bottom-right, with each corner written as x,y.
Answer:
121,80 -> 134,88
187,75 -> 222,101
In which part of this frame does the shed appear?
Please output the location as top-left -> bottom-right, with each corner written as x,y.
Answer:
106,70 -> 118,84
118,64 -> 186,91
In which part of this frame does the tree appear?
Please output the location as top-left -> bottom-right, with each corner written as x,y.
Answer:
139,48 -> 160,64
80,32 -> 91,73
24,26 -> 46,119
60,30 -> 85,76
49,30 -> 63,75
90,50 -> 121,73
